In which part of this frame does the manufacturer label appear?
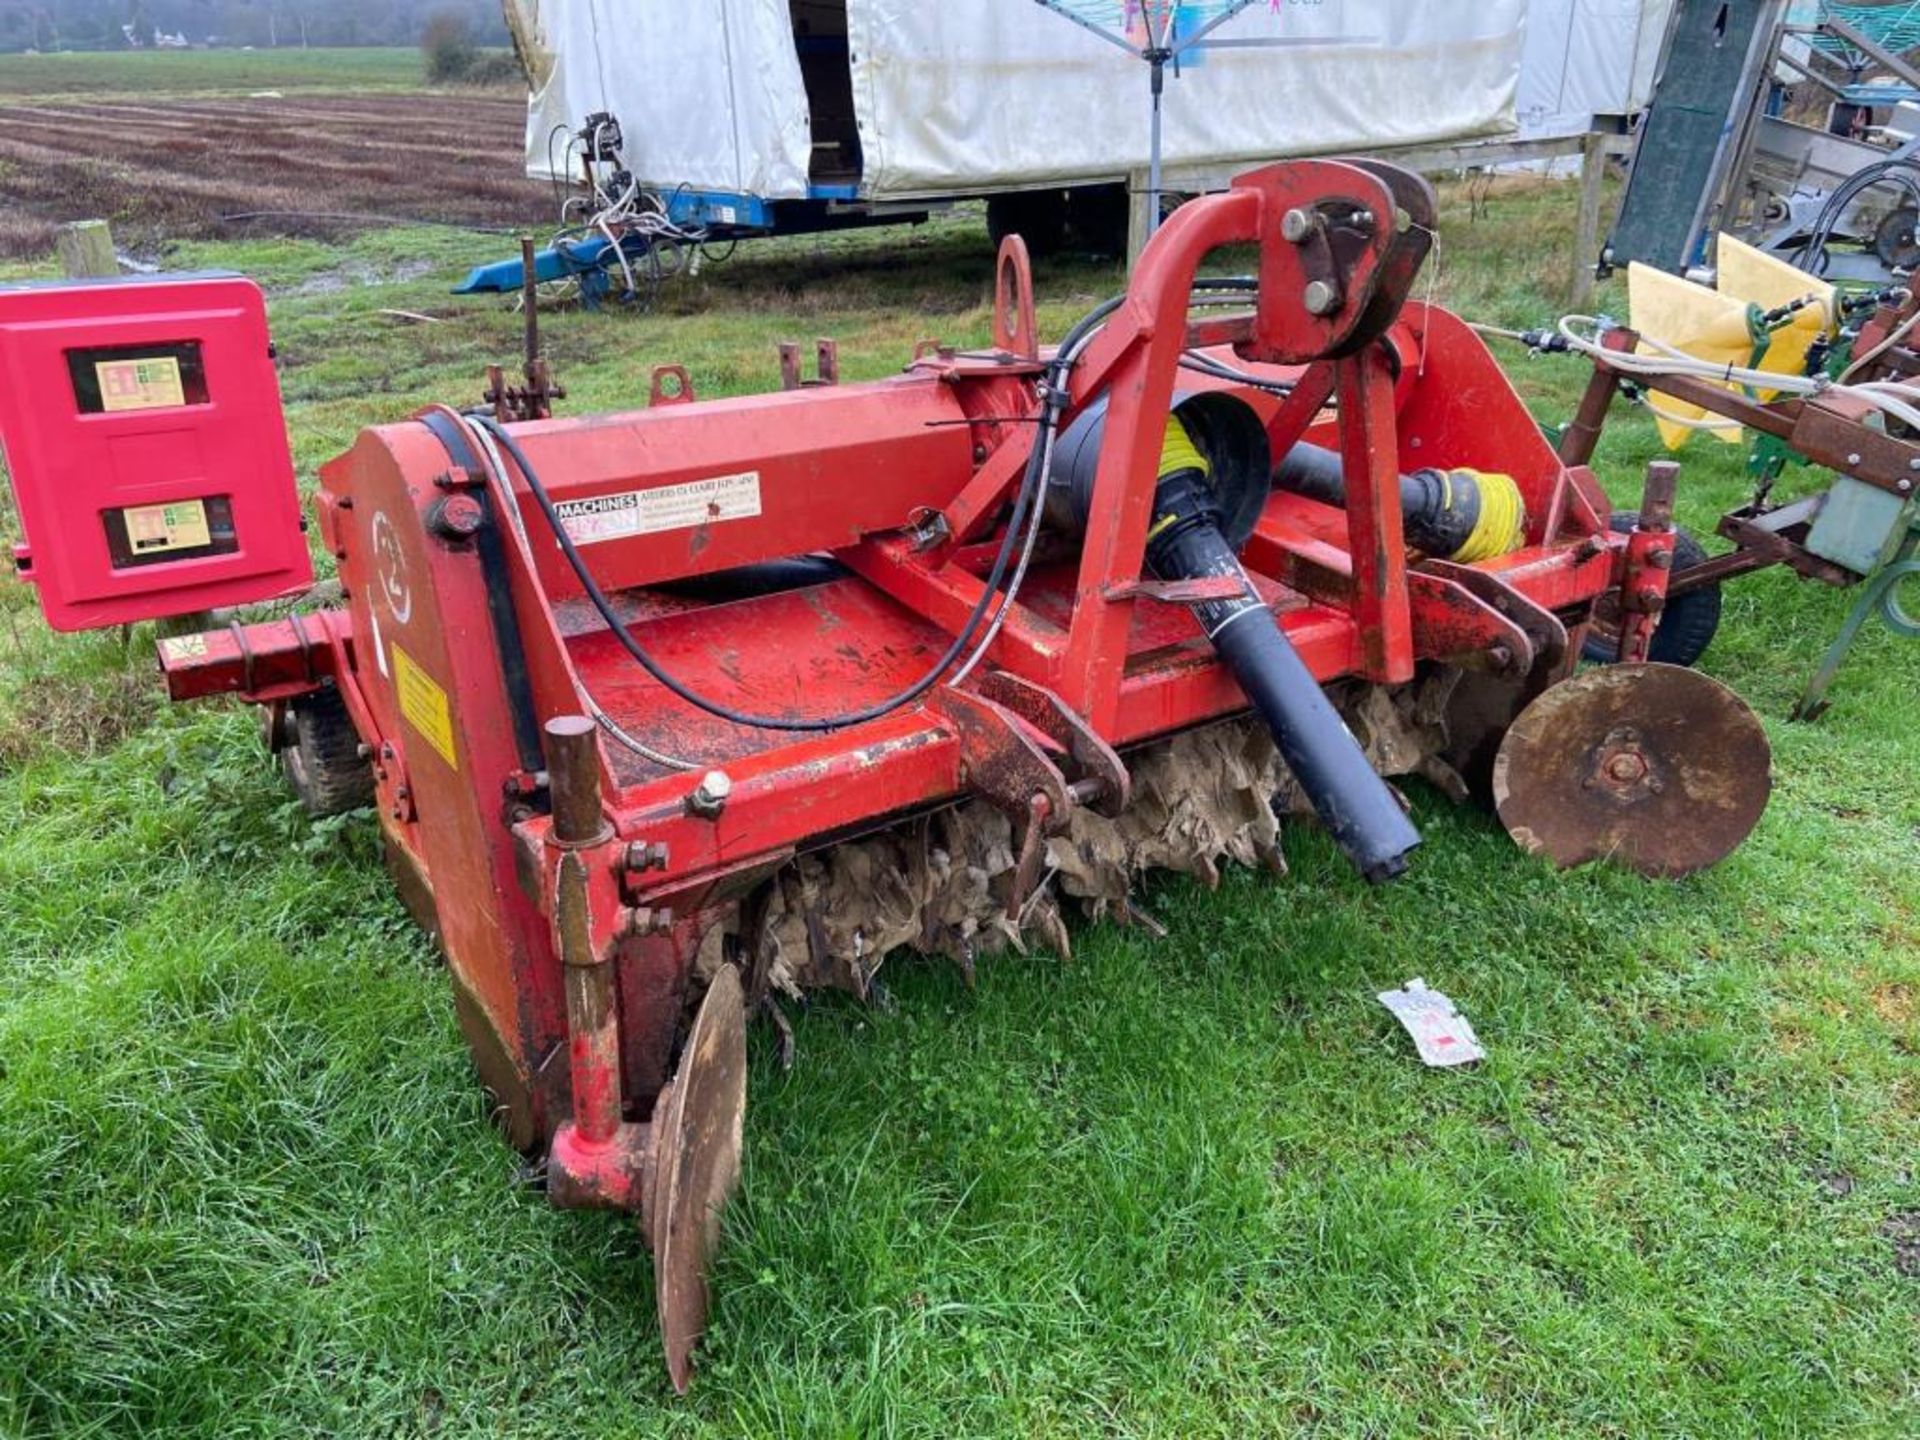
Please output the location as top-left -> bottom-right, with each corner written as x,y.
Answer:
96,356 -> 186,412
392,644 -> 457,771
553,471 -> 762,546
122,499 -> 211,554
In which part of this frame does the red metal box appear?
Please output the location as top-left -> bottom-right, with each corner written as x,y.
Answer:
0,273 -> 311,631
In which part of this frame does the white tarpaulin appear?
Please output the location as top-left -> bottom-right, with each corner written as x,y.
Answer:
848,2 -> 1527,197
509,2 -> 1541,202
509,0 -> 815,199
1516,0 -> 1674,140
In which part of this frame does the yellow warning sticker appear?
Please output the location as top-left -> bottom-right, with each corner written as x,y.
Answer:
96,356 -> 186,412
122,499 -> 211,555
392,644 -> 458,771
158,633 -> 210,662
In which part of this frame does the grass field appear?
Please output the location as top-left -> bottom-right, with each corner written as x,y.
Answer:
0,86 -> 1915,1438
0,47 -> 429,99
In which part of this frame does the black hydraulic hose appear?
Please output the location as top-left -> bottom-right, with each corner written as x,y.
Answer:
471,279 -> 1261,734
1178,349 -> 1295,394
1790,158 -> 1920,271
652,555 -> 848,601
476,400 -> 1058,732
1145,468 -> 1421,884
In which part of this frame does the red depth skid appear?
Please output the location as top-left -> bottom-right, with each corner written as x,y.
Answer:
162,163 -> 1628,1219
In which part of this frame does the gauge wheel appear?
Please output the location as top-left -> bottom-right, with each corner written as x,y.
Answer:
281,688 -> 375,816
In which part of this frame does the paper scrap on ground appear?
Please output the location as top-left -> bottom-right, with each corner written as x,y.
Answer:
1377,978 -> 1485,1067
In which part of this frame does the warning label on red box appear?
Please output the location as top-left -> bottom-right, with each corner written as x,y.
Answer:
554,471 -> 762,545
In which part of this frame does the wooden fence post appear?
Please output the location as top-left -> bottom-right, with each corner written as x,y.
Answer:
56,220 -> 118,279
1570,131 -> 1607,310
1125,168 -> 1153,269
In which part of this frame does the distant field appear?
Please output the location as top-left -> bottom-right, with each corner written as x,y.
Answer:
0,91 -> 551,260
0,47 -> 432,98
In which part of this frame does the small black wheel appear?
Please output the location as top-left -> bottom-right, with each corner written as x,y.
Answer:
280,688 -> 374,816
987,190 -> 1068,258
1065,183 -> 1130,258
1581,511 -> 1723,667
1875,207 -> 1920,269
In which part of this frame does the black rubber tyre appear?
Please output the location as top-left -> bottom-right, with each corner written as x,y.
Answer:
1065,183 -> 1130,258
987,190 -> 1069,258
281,688 -> 375,816
1580,512 -> 1723,667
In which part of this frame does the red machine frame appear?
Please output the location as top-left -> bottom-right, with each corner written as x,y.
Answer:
160,160 -> 1673,1386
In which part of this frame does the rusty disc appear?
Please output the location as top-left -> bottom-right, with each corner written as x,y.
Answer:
1492,663 -> 1770,877
649,964 -> 747,1395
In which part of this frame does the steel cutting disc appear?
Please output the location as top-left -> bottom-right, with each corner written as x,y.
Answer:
651,964 -> 747,1395
1492,663 -> 1771,877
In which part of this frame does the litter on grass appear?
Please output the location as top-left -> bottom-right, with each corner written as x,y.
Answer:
1378,978 -> 1485,1067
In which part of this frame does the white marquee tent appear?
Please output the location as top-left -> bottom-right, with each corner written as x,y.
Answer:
506,1 -> 1674,202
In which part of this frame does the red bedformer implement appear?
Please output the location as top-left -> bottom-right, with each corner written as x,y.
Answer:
159,161 -> 1772,1389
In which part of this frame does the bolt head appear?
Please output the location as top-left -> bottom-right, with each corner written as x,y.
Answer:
687,770 -> 733,819
1303,279 -> 1340,316
429,493 -> 486,540
1606,753 -> 1647,783
1281,207 -> 1313,243
626,906 -> 675,938
1847,452 -> 1863,467
624,840 -> 670,871
1901,478 -> 1914,493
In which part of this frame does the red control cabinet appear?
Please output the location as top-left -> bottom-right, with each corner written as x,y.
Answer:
0,273 -> 311,631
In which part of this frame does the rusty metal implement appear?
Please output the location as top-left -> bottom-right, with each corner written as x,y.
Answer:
152,158 -> 1776,1387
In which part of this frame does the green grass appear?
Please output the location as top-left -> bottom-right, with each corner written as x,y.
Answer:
0,47 -> 430,99
0,178 -> 1915,1437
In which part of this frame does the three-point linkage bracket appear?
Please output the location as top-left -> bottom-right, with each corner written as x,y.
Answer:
1233,158 -> 1437,366
1234,160 -> 1440,685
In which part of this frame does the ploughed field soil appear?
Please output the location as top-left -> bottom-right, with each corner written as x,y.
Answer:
0,91 -> 552,259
